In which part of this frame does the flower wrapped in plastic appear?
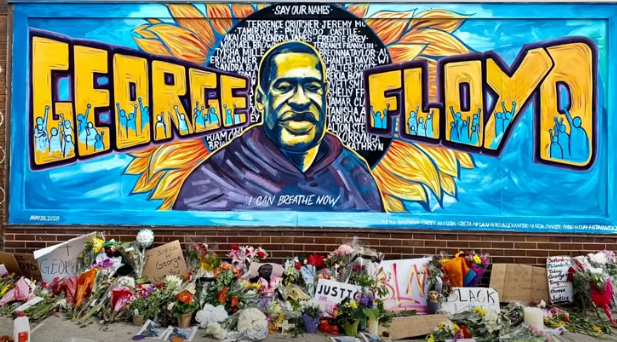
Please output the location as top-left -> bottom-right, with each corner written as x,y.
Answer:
51,276 -> 77,303
459,251 -> 490,287
75,232 -> 105,273
117,240 -> 147,279
74,268 -> 98,308
224,308 -> 269,341
227,245 -> 267,271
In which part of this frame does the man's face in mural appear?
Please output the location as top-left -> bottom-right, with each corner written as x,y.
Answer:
256,42 -> 328,152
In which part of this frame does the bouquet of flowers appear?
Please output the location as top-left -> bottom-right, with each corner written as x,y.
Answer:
205,264 -> 244,314
299,299 -> 320,333
76,233 -> 105,273
428,307 -> 499,342
227,245 -> 267,271
187,242 -> 222,277
23,281 -> 64,322
334,298 -> 365,336
460,250 -> 490,287
100,282 -> 134,323
0,273 -> 18,303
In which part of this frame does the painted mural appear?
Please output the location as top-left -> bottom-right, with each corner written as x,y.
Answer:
9,2 -> 617,232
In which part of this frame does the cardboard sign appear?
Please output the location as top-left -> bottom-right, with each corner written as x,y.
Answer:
0,252 -> 22,275
490,264 -> 549,303
314,279 -> 360,316
546,256 -> 573,303
441,287 -> 500,314
14,253 -> 43,280
378,315 -> 448,339
143,240 -> 188,283
33,233 -> 95,283
378,258 -> 431,313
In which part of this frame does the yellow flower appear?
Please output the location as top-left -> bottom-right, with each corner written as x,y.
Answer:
592,325 -> 602,334
92,238 -> 104,253
544,317 -> 550,323
0,284 -> 13,296
438,323 -> 444,329
252,283 -> 261,290
474,307 -> 486,317
453,324 -> 460,331
473,255 -> 482,264
350,301 -> 358,309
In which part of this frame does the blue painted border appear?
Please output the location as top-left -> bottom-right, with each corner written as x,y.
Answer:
8,3 -> 617,233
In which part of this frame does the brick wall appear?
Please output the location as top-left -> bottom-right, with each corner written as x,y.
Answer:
0,3 -> 611,285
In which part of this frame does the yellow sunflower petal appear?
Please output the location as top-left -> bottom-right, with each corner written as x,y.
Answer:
134,24 -> 158,39
439,172 -> 456,197
347,4 -> 370,18
378,140 -> 442,200
206,4 -> 234,35
383,195 -> 406,213
125,155 -> 151,175
151,169 -> 196,208
166,4 -> 216,49
365,10 -> 415,46
388,43 -> 427,63
232,4 -> 255,19
409,10 -> 470,33
133,36 -> 172,57
415,144 -> 459,178
401,28 -> 470,56
373,166 -> 428,203
256,4 -> 269,11
133,171 -> 165,194
149,139 -> 210,176
129,146 -> 158,159
146,18 -> 162,24
454,151 -> 475,169
146,23 -> 208,64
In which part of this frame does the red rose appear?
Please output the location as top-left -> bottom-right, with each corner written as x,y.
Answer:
295,262 -> 302,270
257,251 -> 266,259
308,254 -> 325,268
231,244 -> 239,250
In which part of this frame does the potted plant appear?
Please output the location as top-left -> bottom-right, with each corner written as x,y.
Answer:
173,291 -> 199,328
299,299 -> 320,334
128,296 -> 147,326
334,298 -> 364,337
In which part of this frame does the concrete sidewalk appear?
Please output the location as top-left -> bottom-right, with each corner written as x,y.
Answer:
0,315 -> 616,342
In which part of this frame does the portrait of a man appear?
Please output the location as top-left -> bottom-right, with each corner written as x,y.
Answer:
173,41 -> 384,212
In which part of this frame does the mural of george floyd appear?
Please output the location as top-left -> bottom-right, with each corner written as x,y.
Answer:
2,2 -> 617,281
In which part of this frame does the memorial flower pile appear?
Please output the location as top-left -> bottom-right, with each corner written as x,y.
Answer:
5,230 -> 617,342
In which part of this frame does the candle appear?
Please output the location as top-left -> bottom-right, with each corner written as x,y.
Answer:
368,318 -> 379,334
524,307 -> 544,331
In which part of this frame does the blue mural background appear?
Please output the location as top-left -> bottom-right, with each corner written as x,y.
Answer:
9,3 -> 616,232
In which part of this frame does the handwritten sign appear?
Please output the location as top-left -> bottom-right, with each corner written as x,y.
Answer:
378,258 -> 430,313
314,279 -> 360,316
33,233 -> 95,283
490,264 -> 549,303
143,240 -> 188,283
14,253 -> 43,280
441,287 -> 500,314
546,256 -> 573,303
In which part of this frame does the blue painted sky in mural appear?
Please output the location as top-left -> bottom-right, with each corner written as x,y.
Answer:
11,3 -> 611,229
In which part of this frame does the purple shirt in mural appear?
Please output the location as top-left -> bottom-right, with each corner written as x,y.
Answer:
172,126 -> 384,212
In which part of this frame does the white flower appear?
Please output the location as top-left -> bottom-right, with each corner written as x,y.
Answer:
303,259 -> 308,264
167,302 -> 175,311
56,298 -> 67,309
205,322 -> 228,340
299,299 -> 320,311
117,276 -> 136,289
196,305 -> 229,328
237,308 -> 268,332
165,275 -> 182,289
539,300 -> 546,308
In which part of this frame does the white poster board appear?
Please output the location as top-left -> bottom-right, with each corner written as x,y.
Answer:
33,232 -> 95,282
546,256 -> 574,303
314,279 -> 360,317
378,258 -> 431,313
441,287 -> 500,314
